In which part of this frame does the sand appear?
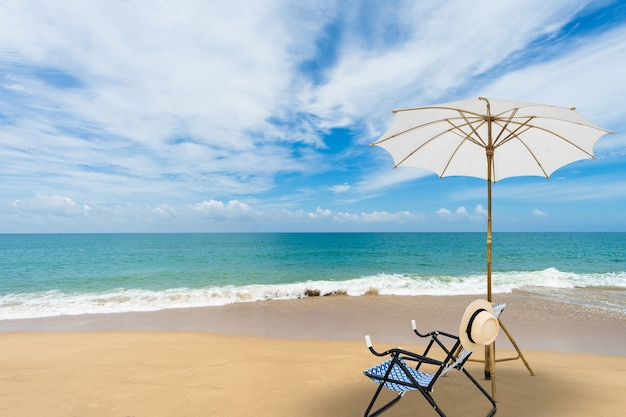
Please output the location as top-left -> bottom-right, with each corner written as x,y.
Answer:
1,293 -> 625,416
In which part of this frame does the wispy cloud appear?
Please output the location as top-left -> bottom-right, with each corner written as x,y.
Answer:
0,0 -> 624,232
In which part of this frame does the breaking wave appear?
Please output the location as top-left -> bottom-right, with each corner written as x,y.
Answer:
1,268 -> 624,320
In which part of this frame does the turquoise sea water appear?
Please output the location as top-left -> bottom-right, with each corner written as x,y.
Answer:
0,233 -> 625,320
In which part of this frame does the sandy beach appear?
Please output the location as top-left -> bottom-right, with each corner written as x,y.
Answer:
1,293 -> 625,416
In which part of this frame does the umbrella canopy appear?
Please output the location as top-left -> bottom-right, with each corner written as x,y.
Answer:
372,97 -> 613,300
374,97 -> 611,182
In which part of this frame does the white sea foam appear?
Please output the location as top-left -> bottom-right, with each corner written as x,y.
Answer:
0,268 -> 624,320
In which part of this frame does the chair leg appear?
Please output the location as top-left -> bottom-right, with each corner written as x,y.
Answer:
364,357 -> 407,417
366,374 -> 495,417
364,386 -> 405,417
462,368 -> 497,417
415,390 -> 447,417
366,388 -> 449,417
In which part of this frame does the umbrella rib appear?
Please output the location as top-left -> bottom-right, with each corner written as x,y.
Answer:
391,126 -> 455,168
491,117 -> 554,178
439,115 -> 485,178
393,114 -> 488,170
505,126 -> 550,178
495,117 -> 597,158
491,116 -> 597,178
488,107 -> 523,180
374,115 -> 482,145
490,108 -> 519,147
378,115 -> 485,169
438,110 -> 489,177
456,110 -> 488,147
375,105 -> 489,145
374,119 -> 442,144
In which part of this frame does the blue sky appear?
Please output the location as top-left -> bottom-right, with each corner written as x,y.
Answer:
1,0 -> 625,233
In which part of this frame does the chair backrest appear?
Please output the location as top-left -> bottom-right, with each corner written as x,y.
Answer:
440,348 -> 471,376
492,302 -> 505,318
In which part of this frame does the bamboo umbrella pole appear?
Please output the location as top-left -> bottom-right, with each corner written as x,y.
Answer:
483,98 -> 497,398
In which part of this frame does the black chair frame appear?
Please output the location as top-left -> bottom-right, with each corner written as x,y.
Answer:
363,326 -> 497,417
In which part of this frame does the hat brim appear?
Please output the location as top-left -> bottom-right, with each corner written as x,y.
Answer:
459,299 -> 495,352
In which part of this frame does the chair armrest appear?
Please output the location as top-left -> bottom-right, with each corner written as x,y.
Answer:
364,335 -> 443,366
411,320 -> 458,340
365,335 -> 390,357
410,319 -> 440,338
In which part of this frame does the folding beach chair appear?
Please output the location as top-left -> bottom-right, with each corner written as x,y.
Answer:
362,300 -> 500,417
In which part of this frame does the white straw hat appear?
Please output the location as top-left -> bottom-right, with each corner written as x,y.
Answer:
459,299 -> 500,352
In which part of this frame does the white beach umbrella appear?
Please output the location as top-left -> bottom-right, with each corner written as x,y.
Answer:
372,97 -> 613,301
371,97 -> 614,395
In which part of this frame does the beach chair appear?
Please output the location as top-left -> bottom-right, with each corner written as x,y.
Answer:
362,300 -> 499,417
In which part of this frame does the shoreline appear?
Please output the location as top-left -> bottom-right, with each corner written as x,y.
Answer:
1,292 -> 624,356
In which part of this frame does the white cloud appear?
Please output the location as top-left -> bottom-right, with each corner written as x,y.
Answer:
0,194 -> 438,232
475,204 -> 488,216
436,205 -> 488,222
353,165 -> 434,195
308,207 -> 333,219
330,184 -> 351,193
11,194 -> 89,217
360,210 -> 423,224
0,0 -> 334,204
191,200 -> 258,219
532,209 -> 549,218
455,207 -> 469,216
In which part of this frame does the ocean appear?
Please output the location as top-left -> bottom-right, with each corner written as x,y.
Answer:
1,232 -> 625,320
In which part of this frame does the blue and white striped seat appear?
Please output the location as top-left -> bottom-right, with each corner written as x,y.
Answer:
364,356 -> 435,392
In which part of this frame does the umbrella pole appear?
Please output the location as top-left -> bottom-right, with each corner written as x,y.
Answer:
483,98 -> 496,390
484,147 -> 533,399
483,97 -> 496,393
485,149 -> 496,394
484,97 -> 494,304
487,168 -> 493,303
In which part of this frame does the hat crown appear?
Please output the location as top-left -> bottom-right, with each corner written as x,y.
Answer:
469,311 -> 499,345
459,299 -> 500,351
